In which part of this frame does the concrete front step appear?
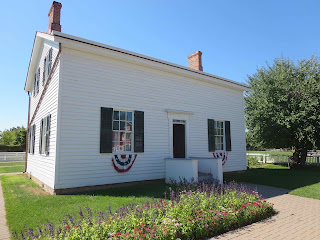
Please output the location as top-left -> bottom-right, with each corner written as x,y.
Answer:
198,172 -> 213,182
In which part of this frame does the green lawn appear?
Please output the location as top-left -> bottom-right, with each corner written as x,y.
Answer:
224,164 -> 320,199
0,162 -> 24,167
247,151 -> 292,156
0,166 -> 24,173
1,174 -> 168,235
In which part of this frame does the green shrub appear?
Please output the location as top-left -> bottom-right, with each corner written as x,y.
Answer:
0,145 -> 25,152
247,156 -> 260,168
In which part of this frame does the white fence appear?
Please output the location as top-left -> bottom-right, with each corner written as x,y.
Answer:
247,153 -> 320,167
0,152 -> 25,162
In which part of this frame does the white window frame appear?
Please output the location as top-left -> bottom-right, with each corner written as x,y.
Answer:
214,120 -> 225,151
112,109 -> 134,154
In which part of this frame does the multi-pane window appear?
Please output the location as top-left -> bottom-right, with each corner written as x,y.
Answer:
33,68 -> 40,97
112,110 -> 133,152
28,124 -> 36,154
39,114 -> 51,155
214,121 -> 224,150
43,48 -> 53,85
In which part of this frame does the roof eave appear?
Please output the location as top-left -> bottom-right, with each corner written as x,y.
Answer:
24,31 -> 55,92
52,31 -> 249,91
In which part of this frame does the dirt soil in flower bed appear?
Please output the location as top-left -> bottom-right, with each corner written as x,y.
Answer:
4,176 -> 276,240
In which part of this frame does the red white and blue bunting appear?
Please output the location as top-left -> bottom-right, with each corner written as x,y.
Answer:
112,154 -> 137,173
212,152 -> 228,166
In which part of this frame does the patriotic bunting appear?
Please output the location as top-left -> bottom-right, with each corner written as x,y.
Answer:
212,152 -> 228,166
112,154 -> 137,172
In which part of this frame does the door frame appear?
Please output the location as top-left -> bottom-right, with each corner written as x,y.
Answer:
166,110 -> 193,159
173,121 -> 186,158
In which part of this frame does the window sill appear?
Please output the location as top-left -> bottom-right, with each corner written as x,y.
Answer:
112,152 -> 134,155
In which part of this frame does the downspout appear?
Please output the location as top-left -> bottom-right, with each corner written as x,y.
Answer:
24,93 -> 31,173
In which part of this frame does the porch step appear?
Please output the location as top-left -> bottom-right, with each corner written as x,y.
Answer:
198,172 -> 213,182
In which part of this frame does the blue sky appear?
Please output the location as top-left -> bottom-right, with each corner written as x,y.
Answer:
0,0 -> 319,131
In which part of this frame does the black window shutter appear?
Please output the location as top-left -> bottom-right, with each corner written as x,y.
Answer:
100,107 -> 113,153
208,119 -> 215,152
33,74 -> 37,96
32,125 -> 36,154
43,57 -> 47,85
28,127 -> 31,153
45,114 -> 51,155
39,119 -> 43,154
48,48 -> 53,75
36,68 -> 40,94
225,121 -> 232,151
134,111 -> 144,152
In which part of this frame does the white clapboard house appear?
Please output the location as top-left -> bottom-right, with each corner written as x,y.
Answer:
25,2 -> 249,194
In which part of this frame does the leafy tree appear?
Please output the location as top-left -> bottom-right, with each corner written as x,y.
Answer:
0,130 -> 15,145
0,126 -> 27,146
245,56 -> 320,168
14,127 -> 27,146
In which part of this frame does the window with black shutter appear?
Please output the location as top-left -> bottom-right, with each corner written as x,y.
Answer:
48,48 -> 53,76
208,119 -> 215,152
100,108 -> 145,153
28,124 -> 36,154
39,114 -> 51,155
45,114 -> 51,155
134,111 -> 144,153
33,74 -> 37,97
35,67 -> 40,95
43,57 -> 47,85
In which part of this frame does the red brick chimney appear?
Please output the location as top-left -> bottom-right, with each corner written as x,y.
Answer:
48,1 -> 62,33
188,51 -> 203,71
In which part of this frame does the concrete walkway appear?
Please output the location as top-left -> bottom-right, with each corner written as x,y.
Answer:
0,174 -> 11,240
211,184 -> 320,240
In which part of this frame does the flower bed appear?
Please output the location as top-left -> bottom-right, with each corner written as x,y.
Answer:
15,181 -> 275,240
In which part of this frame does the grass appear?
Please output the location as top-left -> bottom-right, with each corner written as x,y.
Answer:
1,174 -> 168,235
224,164 -> 320,199
0,166 -> 24,173
0,162 -> 24,166
247,151 -> 292,156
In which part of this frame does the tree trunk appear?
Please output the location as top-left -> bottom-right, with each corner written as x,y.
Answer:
289,147 -> 307,169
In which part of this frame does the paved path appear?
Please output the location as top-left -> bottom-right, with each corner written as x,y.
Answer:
211,184 -> 320,240
0,175 -> 11,240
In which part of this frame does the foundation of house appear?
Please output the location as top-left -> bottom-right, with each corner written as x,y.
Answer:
25,172 -> 165,195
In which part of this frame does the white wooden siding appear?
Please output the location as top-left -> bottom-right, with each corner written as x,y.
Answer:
26,41 -> 60,189
55,46 -> 246,189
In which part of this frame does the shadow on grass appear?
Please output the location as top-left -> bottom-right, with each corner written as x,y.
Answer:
70,182 -> 169,199
224,165 -> 320,193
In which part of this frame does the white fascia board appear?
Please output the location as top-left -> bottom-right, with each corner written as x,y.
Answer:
24,32 -> 55,92
52,31 -> 250,91
165,109 -> 194,115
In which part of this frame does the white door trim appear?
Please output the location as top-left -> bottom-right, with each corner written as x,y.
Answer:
166,111 -> 193,158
